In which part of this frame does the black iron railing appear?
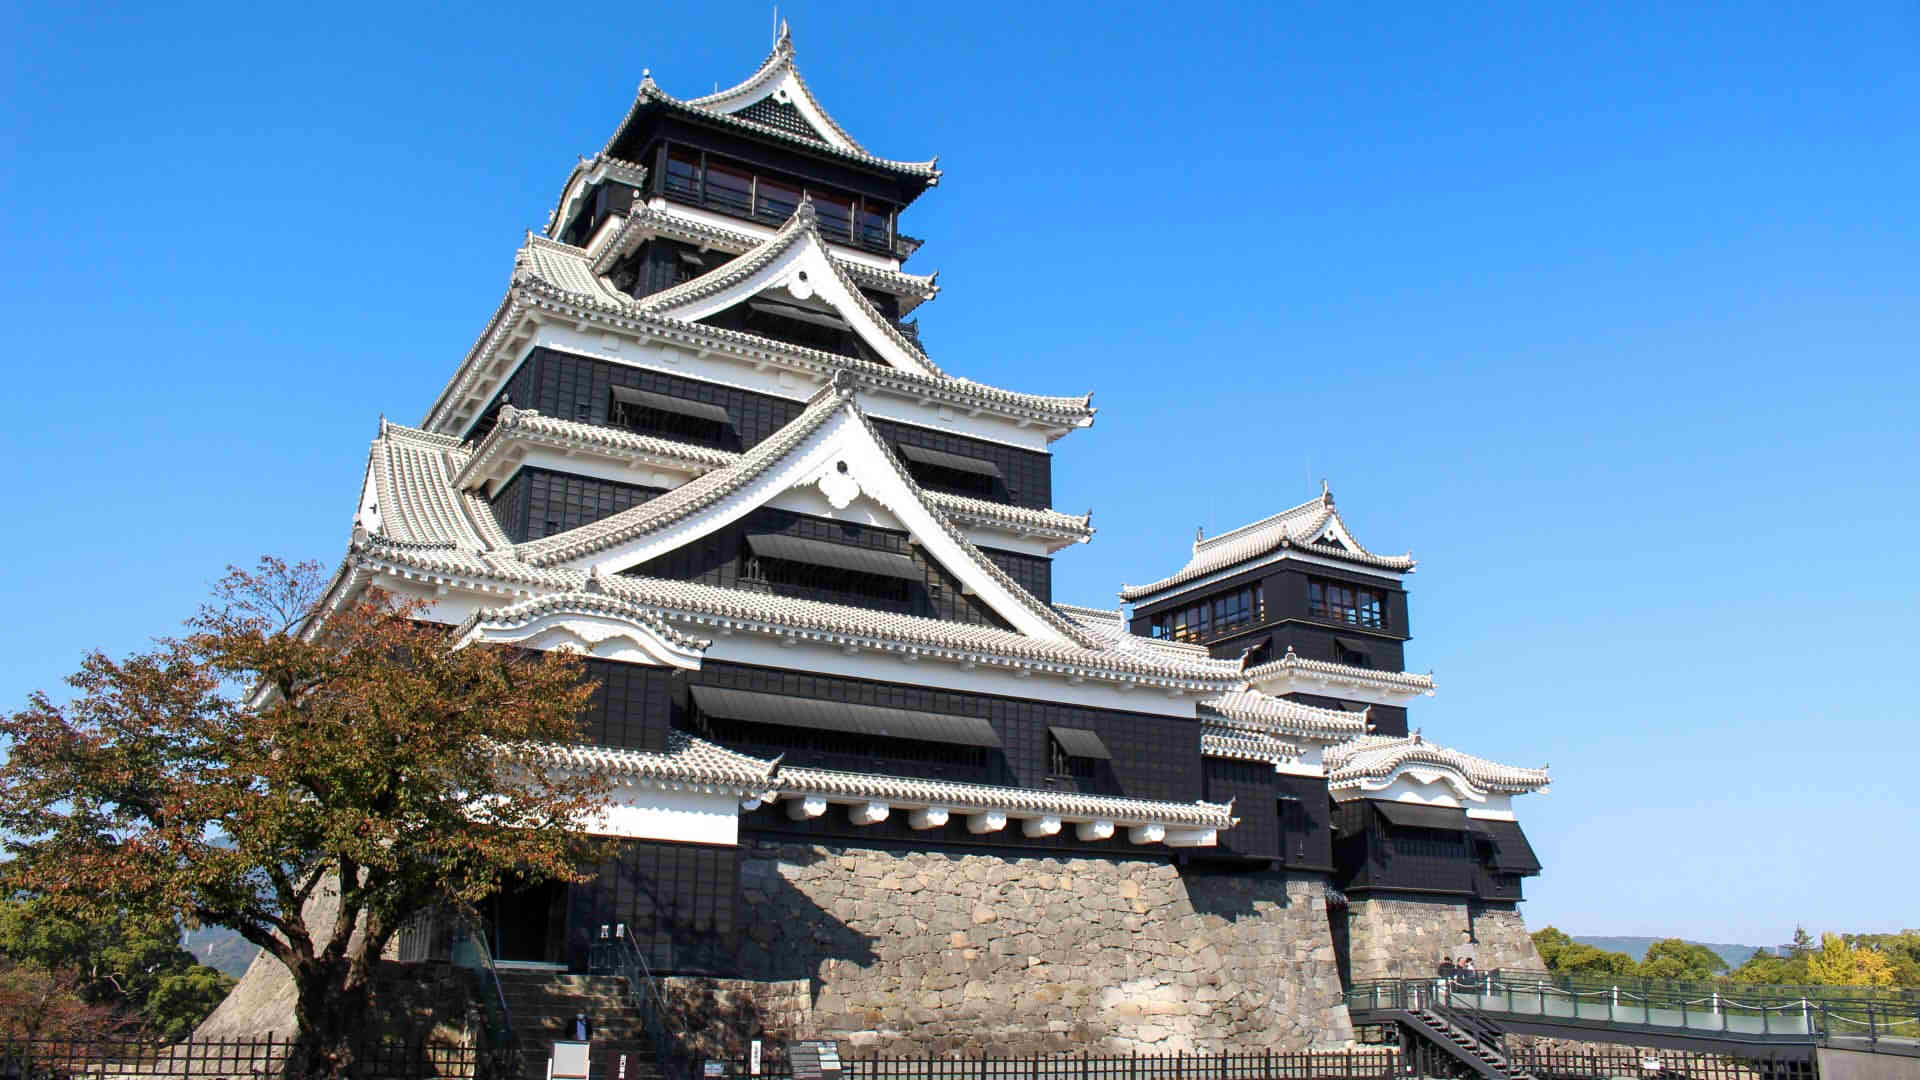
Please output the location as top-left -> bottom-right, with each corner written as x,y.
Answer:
715,1050 -> 1402,1080
0,1033 -> 482,1079
590,928 -> 689,1080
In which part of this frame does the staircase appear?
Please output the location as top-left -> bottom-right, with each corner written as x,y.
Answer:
494,970 -> 666,1080
1402,1003 -> 1526,1080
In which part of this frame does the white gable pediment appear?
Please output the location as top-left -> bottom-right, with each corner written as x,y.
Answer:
557,391 -> 1077,647
454,593 -> 710,670
640,208 -> 940,380
686,27 -> 861,154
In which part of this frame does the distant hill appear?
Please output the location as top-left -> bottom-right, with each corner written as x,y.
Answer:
183,925 -> 259,978
1573,936 -> 1773,971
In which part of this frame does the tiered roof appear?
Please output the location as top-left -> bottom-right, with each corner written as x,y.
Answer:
420,215 -> 1094,437
1244,645 -> 1437,701
602,25 -> 941,184
348,393 -> 1242,692
587,204 -> 939,313
1119,486 -> 1415,603
459,404 -> 1093,549
1198,689 -> 1371,743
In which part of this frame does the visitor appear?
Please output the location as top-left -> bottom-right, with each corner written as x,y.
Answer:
572,1013 -> 592,1041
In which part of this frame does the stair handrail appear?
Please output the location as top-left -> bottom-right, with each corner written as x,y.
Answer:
599,929 -> 690,1080
1395,980 -> 1515,1079
1428,978 -> 1512,1058
448,911 -> 523,1074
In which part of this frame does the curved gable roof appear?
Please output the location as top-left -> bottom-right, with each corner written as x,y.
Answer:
636,201 -> 942,379
603,25 -> 939,181
513,376 -> 1125,652
1119,487 -> 1415,602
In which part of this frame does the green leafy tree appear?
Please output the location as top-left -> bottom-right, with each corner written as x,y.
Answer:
1530,927 -> 1636,978
1532,926 -> 1573,968
1807,932 -> 1895,987
1731,949 -> 1806,986
1553,943 -> 1639,978
0,558 -> 609,1079
1638,939 -> 1729,981
0,894 -> 234,1039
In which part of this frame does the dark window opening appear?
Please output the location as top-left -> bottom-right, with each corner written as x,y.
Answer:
1309,578 -> 1386,629
743,553 -> 913,612
906,460 -> 997,499
738,304 -> 871,362
609,390 -> 738,450
704,161 -> 754,215
694,711 -> 989,770
1334,640 -> 1373,668
1147,583 -> 1265,643
1049,735 -> 1098,779
664,149 -> 701,199
654,147 -> 897,254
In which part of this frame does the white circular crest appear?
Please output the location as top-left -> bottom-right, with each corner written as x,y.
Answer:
818,462 -> 859,509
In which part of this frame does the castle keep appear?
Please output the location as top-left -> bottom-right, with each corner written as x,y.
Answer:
319,28 -> 1550,1056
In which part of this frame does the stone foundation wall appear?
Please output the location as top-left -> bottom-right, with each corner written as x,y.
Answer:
733,840 -> 1353,1055
660,977 -> 812,1061
1343,897 -> 1541,982
1470,904 -> 1545,972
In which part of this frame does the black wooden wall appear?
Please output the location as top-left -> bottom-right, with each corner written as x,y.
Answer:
625,502 -> 1050,616
1130,564 -> 1408,666
1329,801 -> 1535,902
488,467 -> 668,544
565,838 -> 738,974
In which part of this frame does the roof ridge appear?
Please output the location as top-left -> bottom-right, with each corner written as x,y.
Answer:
1193,492 -> 1329,555
636,201 -> 949,380
594,206 -> 940,297
458,408 -> 1090,539
516,378 -> 849,566
1324,733 -> 1550,794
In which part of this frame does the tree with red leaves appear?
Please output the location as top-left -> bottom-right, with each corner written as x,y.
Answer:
0,558 -> 608,1079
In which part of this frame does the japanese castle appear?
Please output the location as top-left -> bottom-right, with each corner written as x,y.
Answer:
335,27 -> 1553,1053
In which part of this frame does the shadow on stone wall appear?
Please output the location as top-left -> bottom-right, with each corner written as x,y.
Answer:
725,840 -> 1355,1055
733,844 -> 879,984
1179,863 -> 1298,920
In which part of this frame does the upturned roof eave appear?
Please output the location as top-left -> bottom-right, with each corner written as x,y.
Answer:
456,409 -> 1094,543
344,527 -> 1245,691
421,252 -> 1093,437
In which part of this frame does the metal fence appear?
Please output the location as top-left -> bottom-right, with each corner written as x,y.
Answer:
718,1050 -> 1404,1080
1508,1046 -> 1817,1080
0,1034 -> 484,1079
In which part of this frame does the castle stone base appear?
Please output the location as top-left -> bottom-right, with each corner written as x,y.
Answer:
734,841 -> 1353,1055
1344,896 -> 1543,982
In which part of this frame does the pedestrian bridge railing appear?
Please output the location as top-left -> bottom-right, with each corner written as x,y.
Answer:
1345,975 -> 1920,1049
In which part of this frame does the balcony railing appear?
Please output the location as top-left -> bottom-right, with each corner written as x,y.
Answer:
662,174 -> 907,259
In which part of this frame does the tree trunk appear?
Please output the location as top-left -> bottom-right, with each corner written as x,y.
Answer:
288,961 -> 374,1080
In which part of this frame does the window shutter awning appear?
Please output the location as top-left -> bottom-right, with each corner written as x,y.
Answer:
1470,818 -> 1544,874
897,443 -> 1004,479
746,533 -> 922,580
610,385 -> 732,425
1371,800 -> 1467,831
1332,637 -> 1372,655
690,684 -> 1003,748
748,299 -> 851,331
1046,725 -> 1112,760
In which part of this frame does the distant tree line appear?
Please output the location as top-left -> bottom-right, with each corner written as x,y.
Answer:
0,893 -> 235,1041
1532,926 -> 1920,988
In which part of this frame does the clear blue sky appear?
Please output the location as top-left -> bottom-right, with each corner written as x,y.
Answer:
4,2 -> 1916,947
